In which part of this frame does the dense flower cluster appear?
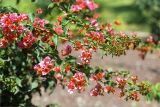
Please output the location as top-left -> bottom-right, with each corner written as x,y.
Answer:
129,92 -> 140,101
104,86 -> 115,94
74,40 -> 83,50
116,77 -> 127,89
67,72 -> 86,94
86,31 -> 105,43
33,18 -> 56,45
18,32 -> 36,48
90,72 -> 105,81
90,83 -> 104,96
34,56 -> 54,75
80,49 -> 92,64
0,13 -> 28,48
33,18 -> 49,28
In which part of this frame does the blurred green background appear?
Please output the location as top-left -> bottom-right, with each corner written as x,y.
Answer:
0,0 -> 160,38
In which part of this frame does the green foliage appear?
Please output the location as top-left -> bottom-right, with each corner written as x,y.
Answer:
135,0 -> 160,40
146,83 -> 160,102
0,6 -> 19,13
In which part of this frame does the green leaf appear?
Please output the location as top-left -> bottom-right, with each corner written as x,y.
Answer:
48,3 -> 54,9
13,86 -> 20,94
31,81 -> 38,90
16,0 -> 20,4
28,13 -> 35,22
0,58 -> 4,68
45,24 -> 53,29
0,6 -> 19,13
53,35 -> 59,46
16,78 -> 22,87
62,19 -> 70,26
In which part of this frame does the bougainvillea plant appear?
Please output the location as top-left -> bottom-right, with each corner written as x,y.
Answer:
0,0 -> 159,106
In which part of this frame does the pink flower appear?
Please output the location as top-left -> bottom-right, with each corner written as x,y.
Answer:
146,36 -> 153,43
71,0 -> 98,12
61,45 -> 72,56
85,1 -> 98,11
17,25 -> 26,34
34,56 -> 54,75
18,14 -> 29,21
71,4 -> 82,12
33,18 -> 49,28
119,32 -> 126,38
53,24 -> 64,35
86,18 -> 100,30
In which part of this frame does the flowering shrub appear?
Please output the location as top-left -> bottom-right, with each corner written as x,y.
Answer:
0,0 -> 159,106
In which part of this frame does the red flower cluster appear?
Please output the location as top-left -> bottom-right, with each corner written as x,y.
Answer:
80,49 -> 92,64
0,13 -> 28,48
90,83 -> 104,96
104,86 -> 115,94
71,0 -> 98,12
90,72 -> 105,81
33,18 -> 55,45
18,32 -> 36,48
87,31 -> 105,43
67,72 -> 86,94
90,83 -> 116,96
74,40 -> 83,50
53,66 -> 61,73
116,77 -> 127,89
131,75 -> 138,85
0,38 -> 8,48
65,64 -> 71,73
33,18 -> 49,28
130,92 -> 140,101
34,56 -> 54,75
